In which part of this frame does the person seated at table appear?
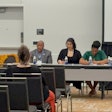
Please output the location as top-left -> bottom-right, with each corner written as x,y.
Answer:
30,40 -> 52,63
57,38 -> 82,90
6,45 -> 55,112
79,40 -> 108,96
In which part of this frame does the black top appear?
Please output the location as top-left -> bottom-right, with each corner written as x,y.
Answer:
58,48 -> 81,64
6,65 -> 49,101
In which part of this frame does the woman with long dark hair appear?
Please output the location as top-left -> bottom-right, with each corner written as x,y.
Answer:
57,38 -> 82,89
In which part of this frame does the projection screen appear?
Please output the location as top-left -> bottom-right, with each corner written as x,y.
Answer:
103,0 -> 112,42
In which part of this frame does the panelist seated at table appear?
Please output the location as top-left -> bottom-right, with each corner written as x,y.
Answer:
30,40 -> 52,64
79,40 -> 108,96
57,38 -> 82,89
6,45 -> 55,112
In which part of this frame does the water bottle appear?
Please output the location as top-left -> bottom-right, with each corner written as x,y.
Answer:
33,56 -> 37,64
89,56 -> 92,65
64,56 -> 68,64
108,56 -> 111,65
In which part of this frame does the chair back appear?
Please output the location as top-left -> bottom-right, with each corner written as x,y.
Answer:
55,67 -> 66,90
0,77 -> 29,111
0,85 -> 10,112
4,56 -> 16,63
13,73 -> 45,107
41,68 -> 56,94
0,67 -> 7,73
0,73 -> 6,77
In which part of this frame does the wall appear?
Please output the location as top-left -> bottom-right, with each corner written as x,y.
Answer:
0,0 -> 23,54
104,0 -> 112,42
0,0 -> 102,63
0,7 -> 23,47
24,0 -> 102,63
0,0 -> 23,4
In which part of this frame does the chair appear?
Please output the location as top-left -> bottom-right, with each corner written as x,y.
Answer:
0,73 -> 6,77
4,56 -> 16,63
0,67 -> 7,74
0,77 -> 29,111
99,81 -> 112,99
0,85 -> 10,112
54,67 -> 72,112
13,73 -> 50,112
41,68 -> 62,112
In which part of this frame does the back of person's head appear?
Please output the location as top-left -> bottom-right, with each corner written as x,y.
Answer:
66,38 -> 76,49
18,45 -> 30,64
92,41 -> 101,49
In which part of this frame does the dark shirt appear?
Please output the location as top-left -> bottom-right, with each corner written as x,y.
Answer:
30,49 -> 52,63
6,65 -> 49,101
58,48 -> 81,64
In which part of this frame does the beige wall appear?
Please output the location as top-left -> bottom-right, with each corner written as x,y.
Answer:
0,0 -> 102,63
24,0 -> 102,63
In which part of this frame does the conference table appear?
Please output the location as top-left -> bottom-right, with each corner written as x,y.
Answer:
0,63 -> 112,99
41,63 -> 112,99
41,63 -> 112,81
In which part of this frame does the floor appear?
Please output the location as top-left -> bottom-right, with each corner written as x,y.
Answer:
59,86 -> 112,112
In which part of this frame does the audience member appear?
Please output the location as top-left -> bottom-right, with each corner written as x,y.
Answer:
6,45 -> 55,112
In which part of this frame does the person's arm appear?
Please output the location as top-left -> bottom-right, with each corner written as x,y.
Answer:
42,76 -> 49,101
77,50 -> 82,63
79,51 -> 89,65
79,58 -> 89,65
57,60 -> 65,64
92,59 -> 108,65
57,49 -> 66,64
93,50 -> 108,65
